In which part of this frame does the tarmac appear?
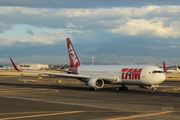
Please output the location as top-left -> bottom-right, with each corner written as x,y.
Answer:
0,74 -> 180,120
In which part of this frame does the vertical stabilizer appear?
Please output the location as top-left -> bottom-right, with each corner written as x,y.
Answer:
66,38 -> 81,68
10,58 -> 21,71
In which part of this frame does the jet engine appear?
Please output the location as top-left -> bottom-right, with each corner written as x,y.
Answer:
87,78 -> 104,90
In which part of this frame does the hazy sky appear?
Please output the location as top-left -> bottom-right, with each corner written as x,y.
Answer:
0,0 -> 180,46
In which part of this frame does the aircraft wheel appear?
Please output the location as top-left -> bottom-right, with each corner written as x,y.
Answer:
90,88 -> 99,91
124,87 -> 128,91
151,89 -> 156,94
117,87 -> 128,91
90,88 -> 95,91
117,87 -> 122,91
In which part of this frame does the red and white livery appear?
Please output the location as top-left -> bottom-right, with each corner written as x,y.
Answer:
10,38 -> 166,94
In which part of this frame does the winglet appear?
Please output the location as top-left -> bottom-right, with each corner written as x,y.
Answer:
66,38 -> 81,68
163,61 -> 167,73
10,58 -> 21,71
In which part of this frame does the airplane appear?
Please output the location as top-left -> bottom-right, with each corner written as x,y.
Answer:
10,38 -> 166,94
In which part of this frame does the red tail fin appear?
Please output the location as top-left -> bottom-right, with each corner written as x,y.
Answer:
10,58 -> 21,71
163,61 -> 167,73
66,38 -> 81,68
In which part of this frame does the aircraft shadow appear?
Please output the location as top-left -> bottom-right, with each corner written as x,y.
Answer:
0,81 -> 179,97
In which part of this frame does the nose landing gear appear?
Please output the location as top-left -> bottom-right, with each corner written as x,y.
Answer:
151,85 -> 158,94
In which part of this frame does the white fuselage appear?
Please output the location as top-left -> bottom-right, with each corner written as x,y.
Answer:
76,65 -> 165,86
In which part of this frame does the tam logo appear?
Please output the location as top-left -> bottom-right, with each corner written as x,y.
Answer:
69,44 -> 78,66
121,68 -> 143,80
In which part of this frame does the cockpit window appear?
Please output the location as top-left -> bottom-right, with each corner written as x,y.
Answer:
152,70 -> 164,73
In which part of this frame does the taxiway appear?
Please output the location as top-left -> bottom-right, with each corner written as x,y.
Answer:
0,76 -> 180,120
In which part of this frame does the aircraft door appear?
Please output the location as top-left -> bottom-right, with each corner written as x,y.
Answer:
141,68 -> 146,79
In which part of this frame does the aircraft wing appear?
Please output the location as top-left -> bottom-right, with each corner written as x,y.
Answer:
10,58 -> 90,79
23,70 -> 91,79
23,70 -> 117,82
10,58 -> 116,82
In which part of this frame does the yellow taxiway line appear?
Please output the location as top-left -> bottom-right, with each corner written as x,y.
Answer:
0,111 -> 83,120
108,111 -> 173,120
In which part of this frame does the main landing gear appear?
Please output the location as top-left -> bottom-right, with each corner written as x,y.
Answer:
116,84 -> 159,94
151,85 -> 158,94
117,85 -> 128,91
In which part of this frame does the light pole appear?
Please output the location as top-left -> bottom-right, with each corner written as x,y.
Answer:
92,57 -> 94,65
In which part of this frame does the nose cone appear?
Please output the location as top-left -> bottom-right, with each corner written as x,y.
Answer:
157,73 -> 166,84
142,73 -> 166,85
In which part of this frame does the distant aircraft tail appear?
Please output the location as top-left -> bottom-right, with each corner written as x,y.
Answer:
66,38 -> 81,68
10,58 -> 21,71
163,61 -> 167,73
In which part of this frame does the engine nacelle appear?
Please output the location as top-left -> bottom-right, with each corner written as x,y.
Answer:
139,85 -> 151,89
87,78 -> 104,90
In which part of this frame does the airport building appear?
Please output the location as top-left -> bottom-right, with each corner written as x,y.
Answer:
167,65 -> 180,73
17,63 -> 49,70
